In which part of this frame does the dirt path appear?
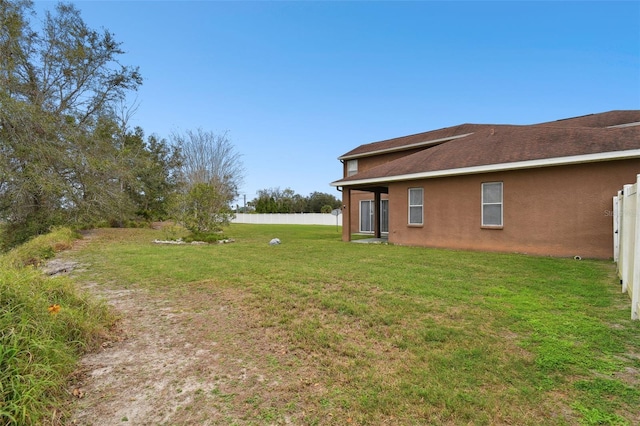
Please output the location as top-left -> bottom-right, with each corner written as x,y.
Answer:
61,233 -> 320,425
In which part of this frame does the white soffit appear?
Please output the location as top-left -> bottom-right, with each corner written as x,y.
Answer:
331,149 -> 640,187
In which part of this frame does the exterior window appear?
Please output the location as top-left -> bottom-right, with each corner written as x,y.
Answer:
360,200 -> 374,233
380,199 -> 389,233
347,160 -> 358,176
408,188 -> 423,225
482,182 -> 503,227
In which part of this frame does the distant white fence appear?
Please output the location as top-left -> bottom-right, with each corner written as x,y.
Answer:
232,213 -> 342,226
614,174 -> 640,320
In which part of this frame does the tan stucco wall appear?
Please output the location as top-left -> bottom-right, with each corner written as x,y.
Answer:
343,159 -> 639,258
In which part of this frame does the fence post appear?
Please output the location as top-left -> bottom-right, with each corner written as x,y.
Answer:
613,195 -> 619,263
621,184 -> 635,294
617,190 -> 625,290
632,175 -> 640,320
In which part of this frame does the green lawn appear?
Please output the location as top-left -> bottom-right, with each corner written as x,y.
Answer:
74,224 -> 640,425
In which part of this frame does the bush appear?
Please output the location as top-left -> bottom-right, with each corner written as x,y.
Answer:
171,183 -> 234,234
3,227 -> 79,268
182,232 -> 228,244
321,204 -> 333,213
0,216 -> 56,252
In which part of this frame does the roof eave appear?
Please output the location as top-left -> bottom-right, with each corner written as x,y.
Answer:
331,149 -> 640,187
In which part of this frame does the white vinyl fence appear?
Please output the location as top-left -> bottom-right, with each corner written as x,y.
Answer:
614,174 -> 640,320
232,213 -> 342,226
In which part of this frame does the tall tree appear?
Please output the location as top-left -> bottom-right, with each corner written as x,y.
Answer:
170,129 -> 244,233
251,188 -> 280,213
251,187 -> 306,213
120,128 -> 183,220
306,191 -> 341,213
173,129 -> 243,193
0,0 -> 143,247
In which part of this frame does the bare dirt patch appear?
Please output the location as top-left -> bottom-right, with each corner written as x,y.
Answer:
60,235 -> 322,425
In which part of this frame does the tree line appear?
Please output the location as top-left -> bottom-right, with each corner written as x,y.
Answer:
247,188 -> 341,214
0,1 -> 244,248
0,1 -> 339,249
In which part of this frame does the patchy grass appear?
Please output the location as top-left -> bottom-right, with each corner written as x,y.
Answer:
72,224 -> 640,425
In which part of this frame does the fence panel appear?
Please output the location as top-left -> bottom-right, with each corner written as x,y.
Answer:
615,175 -> 640,320
633,179 -> 640,320
232,213 -> 342,226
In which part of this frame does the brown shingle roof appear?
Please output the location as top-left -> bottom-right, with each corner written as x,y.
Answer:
333,111 -> 640,187
339,110 -> 640,160
339,123 -> 487,159
533,110 -> 640,128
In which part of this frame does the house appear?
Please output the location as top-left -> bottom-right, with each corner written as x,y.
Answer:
331,110 -> 640,258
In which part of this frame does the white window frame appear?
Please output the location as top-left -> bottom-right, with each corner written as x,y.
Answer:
408,187 -> 423,225
481,182 -> 503,227
347,159 -> 358,176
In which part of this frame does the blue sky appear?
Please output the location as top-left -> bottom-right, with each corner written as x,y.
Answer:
34,1 -> 640,203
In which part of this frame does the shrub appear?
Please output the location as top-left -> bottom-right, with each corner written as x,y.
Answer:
171,183 -> 234,234
3,227 -> 79,268
182,231 -> 228,244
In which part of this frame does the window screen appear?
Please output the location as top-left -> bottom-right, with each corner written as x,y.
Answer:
408,188 -> 423,225
347,160 -> 358,176
482,182 -> 503,226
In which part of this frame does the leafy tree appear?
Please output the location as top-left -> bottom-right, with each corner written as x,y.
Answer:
320,204 -> 333,214
252,188 -> 279,213
120,128 -> 183,220
172,182 -> 233,233
251,187 -> 305,213
306,191 -> 341,213
170,129 -> 244,233
0,0 -> 143,247
1,1 -> 142,121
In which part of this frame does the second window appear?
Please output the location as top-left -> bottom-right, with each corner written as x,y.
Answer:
481,182 -> 503,227
408,188 -> 423,225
